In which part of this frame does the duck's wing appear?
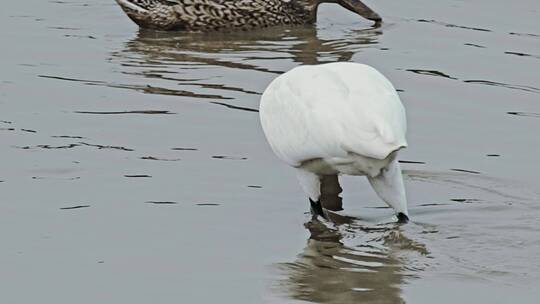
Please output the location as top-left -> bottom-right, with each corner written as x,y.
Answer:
260,63 -> 407,167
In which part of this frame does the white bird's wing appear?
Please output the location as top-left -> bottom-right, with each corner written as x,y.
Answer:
260,62 -> 407,167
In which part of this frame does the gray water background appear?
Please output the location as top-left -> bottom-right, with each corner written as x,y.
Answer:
1,0 -> 540,303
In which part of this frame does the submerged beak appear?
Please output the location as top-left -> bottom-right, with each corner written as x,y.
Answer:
338,0 -> 382,24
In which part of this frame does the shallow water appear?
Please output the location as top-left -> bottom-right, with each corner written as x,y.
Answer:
1,0 -> 540,303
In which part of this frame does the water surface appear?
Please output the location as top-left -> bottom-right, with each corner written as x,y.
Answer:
1,0 -> 540,303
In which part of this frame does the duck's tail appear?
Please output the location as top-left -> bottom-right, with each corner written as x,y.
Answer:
116,0 -> 152,14
115,0 -> 181,30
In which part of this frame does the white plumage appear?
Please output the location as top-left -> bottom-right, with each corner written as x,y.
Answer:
260,62 -> 410,221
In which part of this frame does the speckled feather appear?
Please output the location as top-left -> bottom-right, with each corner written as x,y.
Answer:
116,0 -> 316,31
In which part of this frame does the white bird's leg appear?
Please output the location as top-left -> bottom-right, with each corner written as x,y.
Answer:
320,174 -> 343,212
367,158 -> 409,222
296,169 -> 325,218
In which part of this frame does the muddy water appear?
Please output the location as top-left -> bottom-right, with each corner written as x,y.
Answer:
1,0 -> 540,303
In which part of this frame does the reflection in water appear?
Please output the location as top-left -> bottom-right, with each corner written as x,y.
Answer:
404,69 -> 540,94
507,111 -> 540,118
416,19 -> 491,33
109,25 -> 381,106
59,205 -> 91,210
278,213 -> 429,304
14,142 -> 134,151
118,25 -> 380,66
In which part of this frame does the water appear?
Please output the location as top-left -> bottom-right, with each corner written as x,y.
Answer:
1,0 -> 540,303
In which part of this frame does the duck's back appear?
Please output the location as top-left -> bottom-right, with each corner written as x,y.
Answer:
117,0 -> 313,31
259,62 -> 407,167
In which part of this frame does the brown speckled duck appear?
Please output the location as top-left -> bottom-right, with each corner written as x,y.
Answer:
116,0 -> 382,31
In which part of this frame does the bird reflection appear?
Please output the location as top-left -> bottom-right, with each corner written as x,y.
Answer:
277,212 -> 429,304
109,24 -> 381,103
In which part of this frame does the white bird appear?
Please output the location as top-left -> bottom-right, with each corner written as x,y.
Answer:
259,62 -> 409,222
